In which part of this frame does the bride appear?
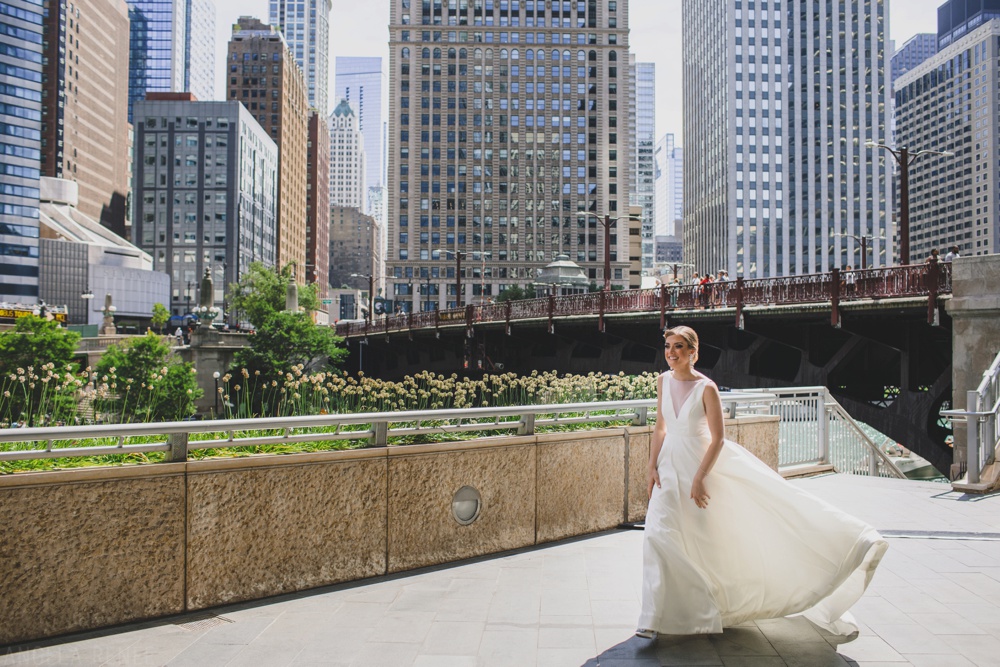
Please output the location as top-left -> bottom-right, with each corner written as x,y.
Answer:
637,326 -> 887,638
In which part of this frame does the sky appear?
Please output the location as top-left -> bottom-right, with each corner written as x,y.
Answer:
211,0 -> 944,143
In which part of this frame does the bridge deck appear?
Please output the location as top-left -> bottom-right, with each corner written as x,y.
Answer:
4,475 -> 997,667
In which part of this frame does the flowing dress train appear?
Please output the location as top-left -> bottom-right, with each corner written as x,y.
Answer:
638,373 -> 887,636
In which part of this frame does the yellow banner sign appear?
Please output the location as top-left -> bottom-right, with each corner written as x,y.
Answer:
0,308 -> 68,323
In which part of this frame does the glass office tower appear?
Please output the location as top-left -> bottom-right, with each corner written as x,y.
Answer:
0,0 -> 44,302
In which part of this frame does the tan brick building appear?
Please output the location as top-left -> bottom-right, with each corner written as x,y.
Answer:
307,111 -> 330,299
227,17 -> 308,280
386,0 -> 633,310
329,205 -> 383,301
41,0 -> 131,238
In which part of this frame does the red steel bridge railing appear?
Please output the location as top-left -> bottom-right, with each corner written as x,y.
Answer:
336,262 -> 952,338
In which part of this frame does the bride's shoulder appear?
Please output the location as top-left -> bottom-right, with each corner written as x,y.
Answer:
697,374 -> 719,391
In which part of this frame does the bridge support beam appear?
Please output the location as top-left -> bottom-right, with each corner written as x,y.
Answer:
946,255 -> 1000,479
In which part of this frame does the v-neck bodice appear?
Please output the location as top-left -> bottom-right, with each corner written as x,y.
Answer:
662,372 -> 709,437
669,374 -> 702,419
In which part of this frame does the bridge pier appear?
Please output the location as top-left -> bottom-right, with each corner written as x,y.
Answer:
946,255 -> 1000,479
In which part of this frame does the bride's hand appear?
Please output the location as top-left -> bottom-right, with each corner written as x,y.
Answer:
647,467 -> 661,498
690,474 -> 710,509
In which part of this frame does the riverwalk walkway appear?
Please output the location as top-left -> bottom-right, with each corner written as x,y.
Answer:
2,474 -> 998,666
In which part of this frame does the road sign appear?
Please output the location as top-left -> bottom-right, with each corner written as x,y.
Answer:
321,299 -> 333,305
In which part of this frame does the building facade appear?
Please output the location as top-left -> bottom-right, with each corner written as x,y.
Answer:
631,59 -> 655,275
683,0 -> 891,278
185,0 -> 215,100
891,33 -> 938,89
42,0 -> 131,237
38,177 -> 170,326
938,0 -> 1000,48
228,17 -> 309,277
654,133 -> 682,239
329,98 -> 366,208
387,0 -> 633,310
306,110 -> 330,298
335,56 -> 385,202
895,19 -> 1000,259
0,0 -> 43,303
269,0 -> 331,115
126,0 -> 215,121
132,95 -> 278,315
329,204 -> 382,301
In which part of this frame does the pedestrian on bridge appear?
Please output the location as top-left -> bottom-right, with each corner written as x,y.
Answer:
637,325 -> 887,640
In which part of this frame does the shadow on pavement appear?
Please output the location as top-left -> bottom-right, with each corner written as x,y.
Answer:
582,621 -> 862,667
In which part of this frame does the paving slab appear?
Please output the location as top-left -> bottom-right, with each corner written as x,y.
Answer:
0,475 -> 998,666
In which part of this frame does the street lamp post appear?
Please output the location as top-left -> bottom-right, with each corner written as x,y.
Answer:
185,281 -> 192,315
576,212 -> 642,291
80,288 -> 94,325
423,275 -> 434,312
866,140 -> 953,265
445,250 -> 465,308
350,273 -> 374,324
832,233 -> 874,270
212,371 -> 220,415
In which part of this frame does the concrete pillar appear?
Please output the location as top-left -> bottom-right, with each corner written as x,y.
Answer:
945,255 -> 1000,478
178,328 -> 252,415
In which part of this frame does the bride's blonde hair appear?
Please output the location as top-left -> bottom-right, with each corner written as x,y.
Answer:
663,325 -> 699,362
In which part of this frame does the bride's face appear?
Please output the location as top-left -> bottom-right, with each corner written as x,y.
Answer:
664,335 -> 695,370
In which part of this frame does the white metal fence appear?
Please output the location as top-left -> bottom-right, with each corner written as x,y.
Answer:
720,387 -> 906,479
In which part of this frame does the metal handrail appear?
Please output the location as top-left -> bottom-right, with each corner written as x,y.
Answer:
825,399 -> 907,478
340,263 -> 953,337
941,350 -> 1000,485
714,386 -> 906,479
0,399 -> 667,462
0,389 -> 907,479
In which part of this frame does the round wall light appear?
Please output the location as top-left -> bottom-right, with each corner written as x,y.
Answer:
452,485 -> 482,526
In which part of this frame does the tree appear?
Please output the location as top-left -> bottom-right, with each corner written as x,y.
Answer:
151,303 -> 170,333
231,311 -> 347,415
496,285 -> 532,302
233,311 -> 346,376
228,262 -> 319,328
0,316 -> 81,425
95,333 -> 201,422
226,263 -> 347,414
0,315 -> 80,376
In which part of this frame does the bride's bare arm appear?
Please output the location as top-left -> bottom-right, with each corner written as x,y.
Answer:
691,382 -> 725,508
647,374 -> 667,497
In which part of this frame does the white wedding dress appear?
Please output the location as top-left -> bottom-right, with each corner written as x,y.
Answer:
638,372 -> 887,636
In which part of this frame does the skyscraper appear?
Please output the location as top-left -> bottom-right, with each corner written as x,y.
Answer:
335,56 -> 385,202
185,0 -> 215,100
938,0 -> 1000,48
132,95 -> 278,315
683,0 -> 890,277
269,0 -> 331,115
890,33 -> 938,90
329,98 -> 366,209
126,0 -> 215,121
631,60 -> 655,274
654,133 -> 682,239
895,19 -> 999,259
387,0 -> 632,310
0,0 -> 43,302
42,0 -> 131,237
228,16 -> 309,277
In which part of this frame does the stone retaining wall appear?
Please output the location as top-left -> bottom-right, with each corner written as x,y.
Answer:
0,415 -> 777,645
